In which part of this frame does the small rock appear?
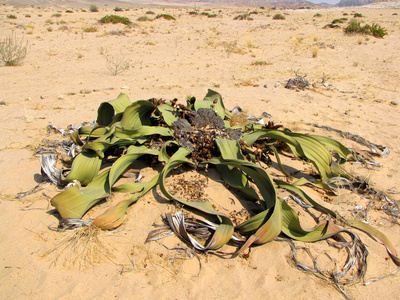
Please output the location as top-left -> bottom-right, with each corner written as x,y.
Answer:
263,84 -> 268,88
104,87 -> 114,90
351,95 -> 357,98
274,83 -> 281,88
121,86 -> 130,90
0,101 -> 8,105
374,99 -> 385,103
261,112 -> 272,118
67,92 -> 76,95
93,89 -> 100,92
390,101 -> 398,106
80,89 -> 92,94
58,95 -> 64,100
40,95 -> 48,99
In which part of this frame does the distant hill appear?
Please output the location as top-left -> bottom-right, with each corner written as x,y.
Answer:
336,0 -> 375,5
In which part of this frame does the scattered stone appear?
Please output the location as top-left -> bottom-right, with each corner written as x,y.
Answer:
80,89 -> 92,94
40,95 -> 48,99
67,92 -> 76,95
352,95 -> 358,98
374,99 -> 385,103
93,89 -> 100,92
263,84 -> 268,88
0,101 -> 8,105
58,95 -> 64,100
121,86 -> 130,90
390,101 -> 398,106
104,87 -> 114,90
261,112 -> 272,118
274,83 -> 281,88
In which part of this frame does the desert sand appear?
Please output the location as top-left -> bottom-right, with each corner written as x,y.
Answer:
1,1 -> 400,299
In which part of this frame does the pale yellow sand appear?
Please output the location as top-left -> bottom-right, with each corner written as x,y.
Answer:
1,2 -> 399,299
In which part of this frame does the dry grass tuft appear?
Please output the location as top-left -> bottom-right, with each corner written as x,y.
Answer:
44,224 -> 114,268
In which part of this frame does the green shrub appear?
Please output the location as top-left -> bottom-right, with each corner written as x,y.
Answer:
145,10 -> 155,14
207,14 -> 217,18
233,14 -> 253,20
137,16 -> 152,22
369,23 -> 388,38
155,14 -> 176,21
89,5 -> 99,12
51,13 -> 62,17
314,13 -> 322,17
273,13 -> 285,20
353,13 -> 364,17
332,18 -> 344,24
83,26 -> 98,32
188,11 -> 198,15
99,15 -> 132,25
7,14 -> 17,19
344,19 -> 387,38
114,7 -> 123,12
25,14 -> 31,18
65,10 -> 73,13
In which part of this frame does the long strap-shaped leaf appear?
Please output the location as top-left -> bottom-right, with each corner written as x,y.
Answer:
158,148 -> 234,250
51,145 -> 159,220
97,93 -> 132,126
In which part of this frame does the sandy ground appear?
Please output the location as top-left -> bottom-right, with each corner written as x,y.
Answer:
1,2 -> 400,299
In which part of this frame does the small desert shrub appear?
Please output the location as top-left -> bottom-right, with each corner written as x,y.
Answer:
344,19 -> 387,38
105,52 -> 129,75
353,13 -> 364,17
250,60 -> 270,66
249,11 -> 258,15
65,10 -> 73,13
393,13 -> 398,15
51,13 -> 62,17
273,13 -> 285,20
323,23 -> 341,29
332,19 -> 344,24
114,7 -> 123,12
343,13 -> 348,16
25,14 -> 31,18
83,26 -> 98,32
137,16 -> 152,22
155,14 -> 176,21
314,13 -> 322,17
233,14 -> 253,20
0,33 -> 28,66
109,30 -> 125,36
7,14 -> 17,19
99,15 -> 132,25
58,25 -> 69,31
46,27 -> 53,32
188,11 -> 198,15
369,23 -> 388,38
89,5 -> 99,12
312,46 -> 319,58
146,10 -> 155,14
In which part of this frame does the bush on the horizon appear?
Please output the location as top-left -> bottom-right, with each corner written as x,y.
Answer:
344,19 -> 387,38
89,5 -> 99,12
272,13 -> 285,20
155,14 -> 176,21
99,15 -> 132,25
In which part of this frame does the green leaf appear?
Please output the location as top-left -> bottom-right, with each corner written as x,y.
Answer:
51,169 -> 111,219
97,93 -> 131,126
63,151 -> 101,185
193,89 -> 226,119
120,100 -> 157,130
